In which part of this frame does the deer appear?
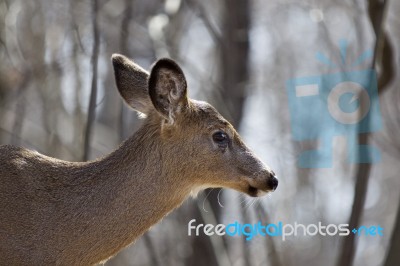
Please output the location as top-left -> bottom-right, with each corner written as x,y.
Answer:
0,54 -> 278,265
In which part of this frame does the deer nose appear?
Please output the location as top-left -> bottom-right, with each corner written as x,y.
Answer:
267,172 -> 278,191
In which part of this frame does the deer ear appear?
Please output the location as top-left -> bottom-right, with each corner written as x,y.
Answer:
112,54 -> 153,114
148,58 -> 188,122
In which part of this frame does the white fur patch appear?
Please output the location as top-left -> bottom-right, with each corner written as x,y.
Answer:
256,190 -> 268,197
190,185 -> 210,198
137,112 -> 148,119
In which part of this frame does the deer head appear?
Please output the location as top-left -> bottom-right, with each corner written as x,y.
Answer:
112,54 -> 278,197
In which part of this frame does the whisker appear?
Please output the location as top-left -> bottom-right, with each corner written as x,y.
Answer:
202,188 -> 214,212
243,198 -> 255,209
217,189 -> 224,208
239,194 -> 249,205
255,199 -> 263,210
247,199 -> 257,210
230,192 -> 244,202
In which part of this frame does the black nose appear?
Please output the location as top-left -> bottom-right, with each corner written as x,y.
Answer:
267,172 -> 278,191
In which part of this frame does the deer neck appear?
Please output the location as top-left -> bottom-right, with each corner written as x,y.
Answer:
73,121 -> 192,263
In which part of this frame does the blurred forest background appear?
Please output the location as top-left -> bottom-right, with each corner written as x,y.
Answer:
0,0 -> 399,265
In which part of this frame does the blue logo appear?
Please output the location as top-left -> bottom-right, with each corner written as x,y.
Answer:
286,40 -> 382,168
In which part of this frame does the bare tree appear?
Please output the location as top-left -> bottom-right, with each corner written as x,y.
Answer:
337,0 -> 393,265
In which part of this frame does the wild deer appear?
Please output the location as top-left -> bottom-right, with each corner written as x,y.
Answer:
0,54 -> 278,265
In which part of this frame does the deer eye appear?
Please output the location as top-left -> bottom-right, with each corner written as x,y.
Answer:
212,131 -> 229,146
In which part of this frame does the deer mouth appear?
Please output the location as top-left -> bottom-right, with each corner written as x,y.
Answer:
239,171 -> 278,197
247,185 -> 269,197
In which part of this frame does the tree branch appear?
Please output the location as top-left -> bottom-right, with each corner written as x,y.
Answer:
83,0 -> 100,161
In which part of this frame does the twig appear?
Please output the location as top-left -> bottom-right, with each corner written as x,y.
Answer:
118,0 -> 133,142
10,73 -> 29,146
185,0 -> 223,47
142,233 -> 160,266
385,194 -> 400,265
83,0 -> 100,161
256,205 -> 282,266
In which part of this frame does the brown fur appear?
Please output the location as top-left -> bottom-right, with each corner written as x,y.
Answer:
0,55 -> 278,265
